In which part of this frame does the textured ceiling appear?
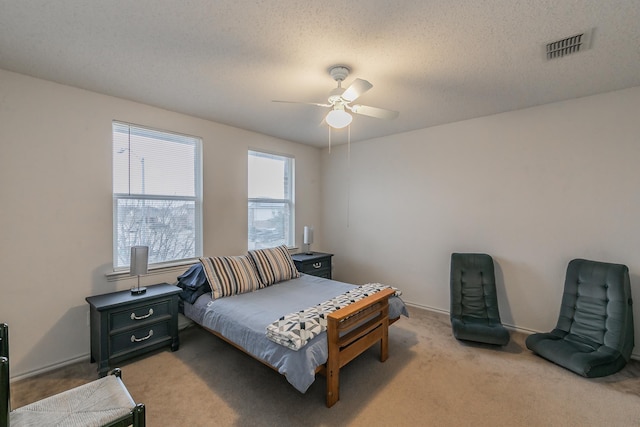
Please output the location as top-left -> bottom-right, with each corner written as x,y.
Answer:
1,1 -> 639,147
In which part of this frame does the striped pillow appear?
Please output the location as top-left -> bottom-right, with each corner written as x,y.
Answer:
248,245 -> 300,286
199,255 -> 263,299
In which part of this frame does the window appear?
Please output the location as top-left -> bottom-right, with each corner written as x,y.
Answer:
113,122 -> 202,269
248,150 -> 294,250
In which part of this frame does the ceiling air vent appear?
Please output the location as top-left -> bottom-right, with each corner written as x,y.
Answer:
545,29 -> 593,60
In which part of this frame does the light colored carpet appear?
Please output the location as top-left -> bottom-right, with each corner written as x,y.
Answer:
11,307 -> 640,426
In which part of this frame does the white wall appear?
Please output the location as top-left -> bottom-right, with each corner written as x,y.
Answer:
322,86 -> 640,355
0,69 -> 323,378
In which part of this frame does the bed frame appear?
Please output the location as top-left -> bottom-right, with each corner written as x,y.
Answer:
203,287 -> 397,407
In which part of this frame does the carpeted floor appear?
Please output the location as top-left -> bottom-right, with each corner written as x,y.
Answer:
11,307 -> 640,426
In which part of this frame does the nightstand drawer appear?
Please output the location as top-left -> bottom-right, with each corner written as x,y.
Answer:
300,259 -> 331,273
110,320 -> 171,358
110,300 -> 172,331
312,269 -> 331,279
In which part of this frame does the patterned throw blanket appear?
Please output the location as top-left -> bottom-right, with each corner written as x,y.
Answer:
266,283 -> 401,351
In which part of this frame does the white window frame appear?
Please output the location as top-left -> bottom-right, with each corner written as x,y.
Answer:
112,121 -> 203,270
248,150 -> 295,250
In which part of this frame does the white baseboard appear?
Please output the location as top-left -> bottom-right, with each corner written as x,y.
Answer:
405,301 -> 449,315
10,353 -> 90,383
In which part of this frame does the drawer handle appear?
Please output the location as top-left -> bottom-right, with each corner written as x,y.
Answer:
313,262 -> 322,269
131,308 -> 153,320
131,329 -> 153,343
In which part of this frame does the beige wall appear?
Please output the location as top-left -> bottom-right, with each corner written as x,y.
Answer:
0,69 -> 323,378
321,86 -> 640,357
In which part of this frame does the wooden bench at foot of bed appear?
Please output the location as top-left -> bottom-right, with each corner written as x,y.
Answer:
202,287 -> 397,408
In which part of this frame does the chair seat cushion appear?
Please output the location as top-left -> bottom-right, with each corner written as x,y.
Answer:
451,316 -> 510,346
526,329 -> 628,378
11,374 -> 134,427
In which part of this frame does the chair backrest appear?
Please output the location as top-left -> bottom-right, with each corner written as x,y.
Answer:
556,258 -> 634,359
450,253 -> 501,322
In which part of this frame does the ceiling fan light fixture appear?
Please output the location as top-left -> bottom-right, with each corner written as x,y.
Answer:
326,109 -> 352,129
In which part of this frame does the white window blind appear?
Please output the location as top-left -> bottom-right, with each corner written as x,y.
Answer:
113,122 -> 202,269
248,150 -> 294,249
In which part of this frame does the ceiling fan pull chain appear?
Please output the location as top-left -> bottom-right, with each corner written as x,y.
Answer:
348,125 -> 351,164
347,125 -> 351,227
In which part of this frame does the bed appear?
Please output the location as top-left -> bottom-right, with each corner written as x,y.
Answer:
177,247 -> 408,407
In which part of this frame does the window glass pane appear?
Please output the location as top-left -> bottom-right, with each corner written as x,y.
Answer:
248,201 -> 290,250
113,125 -> 196,197
248,151 -> 287,199
116,198 -> 197,266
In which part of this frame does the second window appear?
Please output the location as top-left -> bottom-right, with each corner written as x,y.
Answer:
248,150 -> 294,250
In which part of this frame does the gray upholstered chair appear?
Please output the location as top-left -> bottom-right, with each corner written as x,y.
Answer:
1,323 -> 145,426
450,253 -> 510,346
526,259 -> 634,377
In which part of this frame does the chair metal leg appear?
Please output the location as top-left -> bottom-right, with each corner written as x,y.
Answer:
132,403 -> 146,427
1,356 -> 9,427
1,323 -> 10,427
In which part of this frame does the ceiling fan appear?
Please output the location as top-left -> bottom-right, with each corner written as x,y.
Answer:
273,65 -> 399,129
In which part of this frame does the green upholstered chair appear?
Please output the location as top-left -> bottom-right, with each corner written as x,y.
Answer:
1,323 -> 145,427
450,253 -> 510,346
526,259 -> 634,377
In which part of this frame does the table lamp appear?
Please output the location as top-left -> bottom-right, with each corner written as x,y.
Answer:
130,245 -> 148,295
303,226 -> 314,255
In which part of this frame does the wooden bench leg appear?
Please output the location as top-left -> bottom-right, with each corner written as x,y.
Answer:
380,318 -> 389,362
326,317 -> 340,408
326,364 -> 339,408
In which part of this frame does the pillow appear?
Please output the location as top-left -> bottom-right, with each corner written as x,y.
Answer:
177,263 -> 208,289
199,255 -> 263,299
248,245 -> 300,286
176,263 -> 212,303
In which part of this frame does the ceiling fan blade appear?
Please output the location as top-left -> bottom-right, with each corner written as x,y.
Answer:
272,100 -> 331,107
341,78 -> 373,102
351,104 -> 399,120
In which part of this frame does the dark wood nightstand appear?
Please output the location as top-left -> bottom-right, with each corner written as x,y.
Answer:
86,283 -> 181,377
291,252 -> 333,279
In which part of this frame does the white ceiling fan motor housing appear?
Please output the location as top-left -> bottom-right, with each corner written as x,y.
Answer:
328,66 -> 350,105
329,65 -> 350,82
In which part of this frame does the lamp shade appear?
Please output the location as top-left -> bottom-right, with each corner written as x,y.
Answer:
303,226 -> 314,245
325,109 -> 352,129
130,246 -> 149,276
